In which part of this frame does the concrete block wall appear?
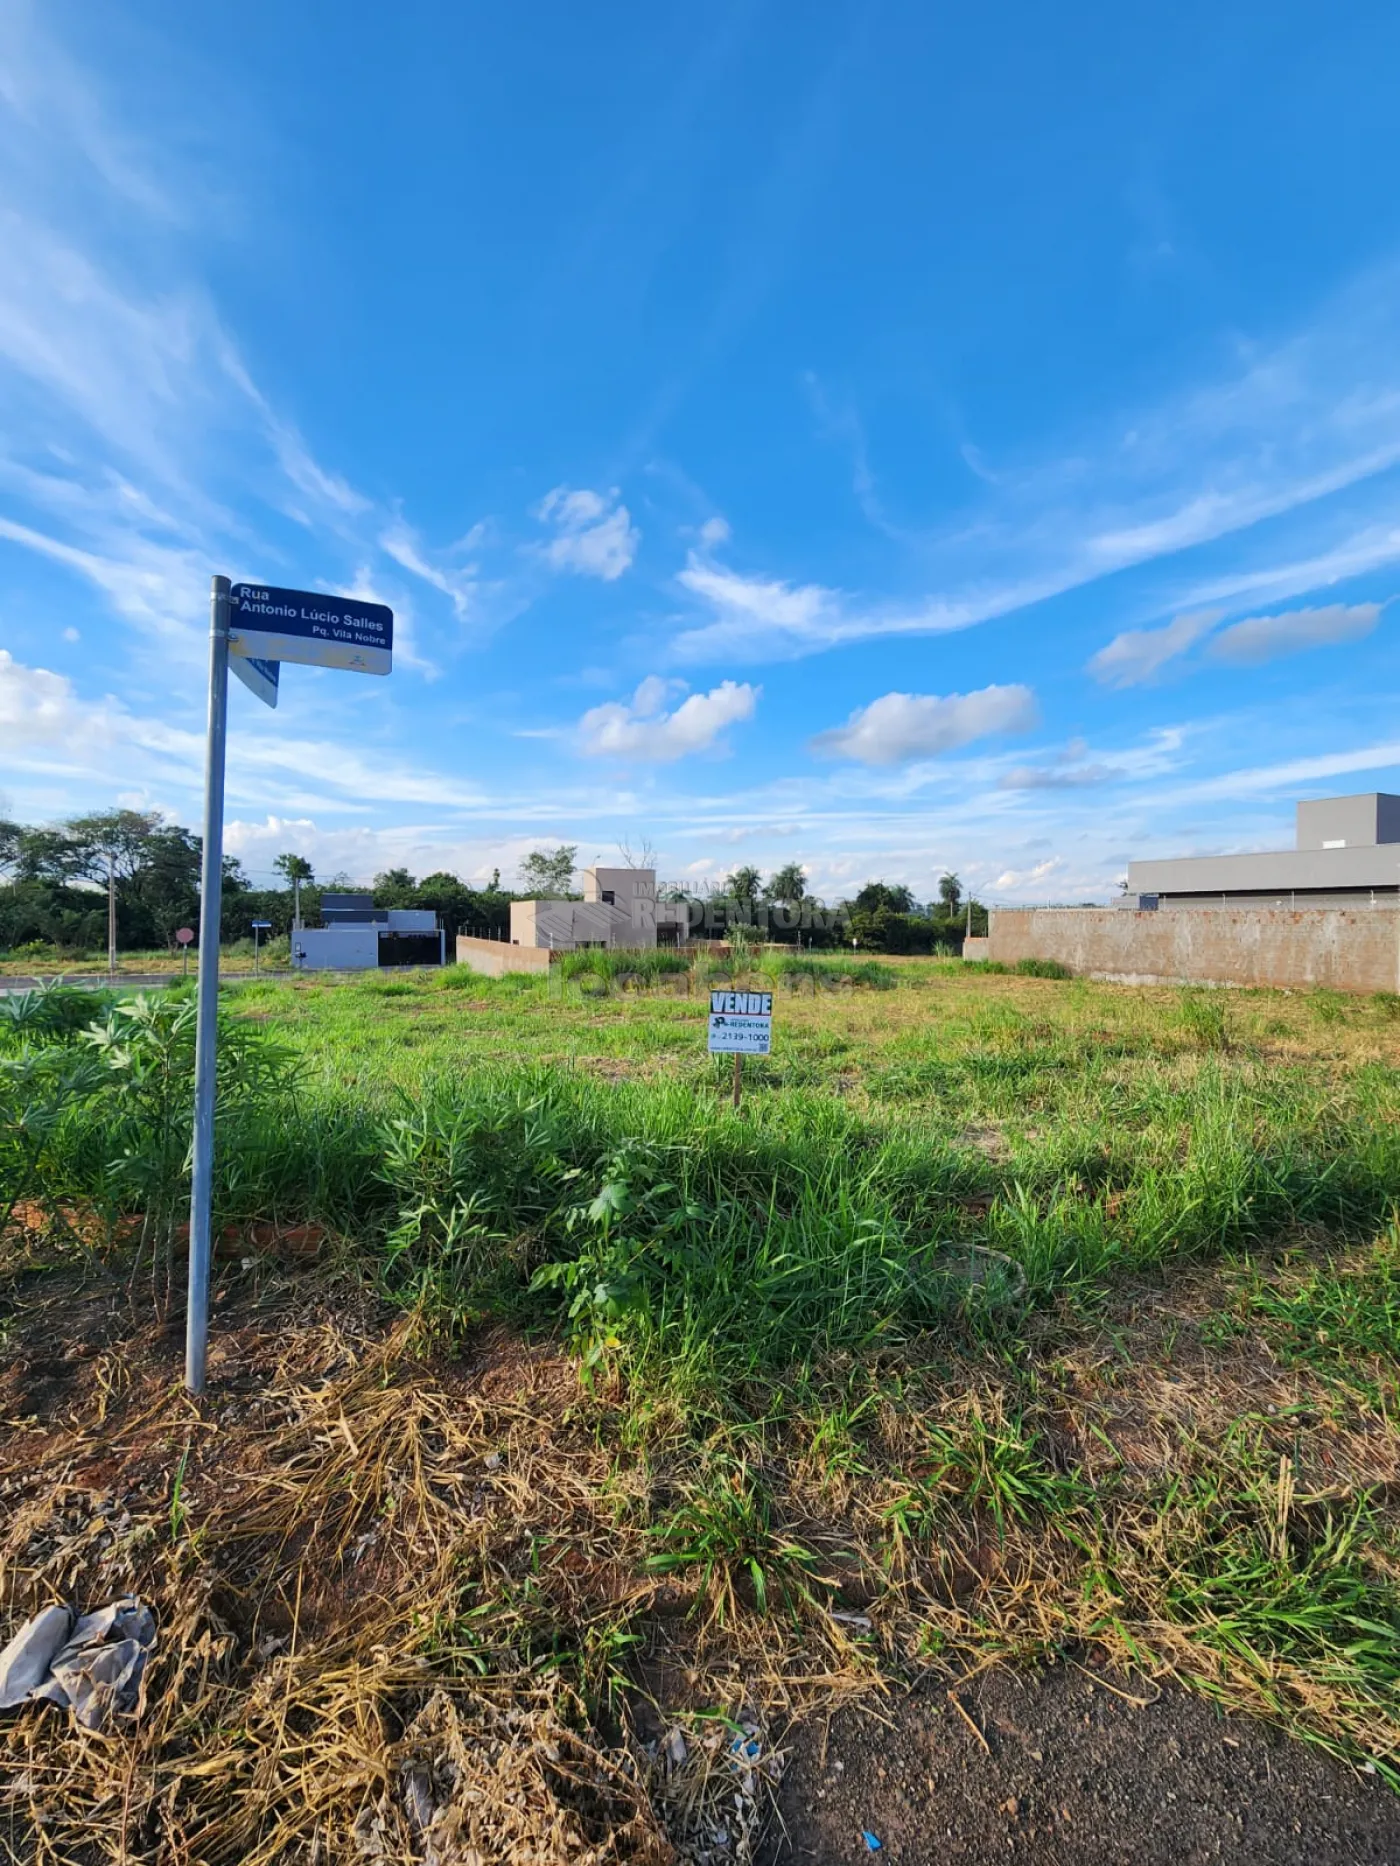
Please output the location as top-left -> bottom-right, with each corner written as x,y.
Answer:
455,936 -> 553,978
986,906 -> 1400,993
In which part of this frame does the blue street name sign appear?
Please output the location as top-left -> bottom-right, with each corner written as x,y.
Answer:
228,583 -> 393,676
230,653 -> 280,708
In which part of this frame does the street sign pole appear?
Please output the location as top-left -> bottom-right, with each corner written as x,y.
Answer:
182,576 -> 391,1395
250,920 -> 272,978
186,575 -> 231,1396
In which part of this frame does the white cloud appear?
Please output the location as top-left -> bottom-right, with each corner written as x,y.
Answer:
993,857 -> 1064,892
699,515 -> 731,546
998,727 -> 1185,792
578,676 -> 758,762
537,485 -> 639,581
0,648 -> 90,748
1000,761 -> 1124,791
1209,601 -> 1382,665
812,685 -> 1039,766
62,625 -> 79,642
1087,608 -> 1221,687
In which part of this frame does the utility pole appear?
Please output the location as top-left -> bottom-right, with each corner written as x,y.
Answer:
107,852 -> 116,980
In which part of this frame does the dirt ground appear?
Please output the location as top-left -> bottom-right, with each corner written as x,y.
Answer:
765,1665 -> 1400,1866
2,1250 -> 1400,1864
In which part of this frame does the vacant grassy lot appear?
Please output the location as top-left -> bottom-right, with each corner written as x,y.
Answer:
4,959 -> 1400,1859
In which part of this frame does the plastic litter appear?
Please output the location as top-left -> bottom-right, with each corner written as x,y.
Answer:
0,1597 -> 155,1731
863,1831 -> 883,1852
0,1605 -> 71,1710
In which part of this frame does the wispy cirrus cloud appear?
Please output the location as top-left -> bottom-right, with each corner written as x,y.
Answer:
0,646 -> 490,811
578,674 -> 758,761
672,264 -> 1400,664
0,12 -> 499,685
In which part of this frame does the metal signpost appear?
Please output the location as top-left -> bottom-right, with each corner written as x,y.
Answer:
707,989 -> 773,1111
251,919 -> 272,977
176,925 -> 194,979
186,576 -> 392,1396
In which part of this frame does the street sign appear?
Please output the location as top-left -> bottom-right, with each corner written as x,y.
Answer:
185,574 -> 395,1399
228,583 -> 393,676
175,927 -> 194,946
708,989 -> 773,1055
231,652 -> 280,708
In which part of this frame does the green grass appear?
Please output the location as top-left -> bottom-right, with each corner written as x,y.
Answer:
8,965 -> 1400,1778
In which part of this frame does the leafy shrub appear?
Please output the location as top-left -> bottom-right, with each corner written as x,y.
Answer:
0,982 -> 112,1044
77,994 -> 299,1266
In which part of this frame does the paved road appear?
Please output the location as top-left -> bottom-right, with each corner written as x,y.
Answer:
0,971 -> 297,994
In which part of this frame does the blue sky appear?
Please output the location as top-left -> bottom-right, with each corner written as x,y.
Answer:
4,0 -> 1400,902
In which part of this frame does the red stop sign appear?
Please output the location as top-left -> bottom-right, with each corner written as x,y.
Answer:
175,927 -> 195,946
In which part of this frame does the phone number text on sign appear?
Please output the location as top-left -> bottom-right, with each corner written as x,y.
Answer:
707,989 -> 773,1055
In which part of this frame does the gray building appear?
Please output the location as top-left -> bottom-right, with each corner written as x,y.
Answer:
294,892 -> 446,969
1125,794 -> 1400,909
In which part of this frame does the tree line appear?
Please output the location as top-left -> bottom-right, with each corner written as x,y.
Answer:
0,817 -> 985,957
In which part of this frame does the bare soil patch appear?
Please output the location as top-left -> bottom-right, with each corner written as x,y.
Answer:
765,1665 -> 1400,1865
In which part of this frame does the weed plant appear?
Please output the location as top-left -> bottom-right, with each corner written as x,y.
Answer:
8,966 -> 1400,1781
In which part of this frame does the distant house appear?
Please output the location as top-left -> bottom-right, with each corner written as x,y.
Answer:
1124,794 -> 1400,910
293,892 -> 446,970
510,867 -> 690,951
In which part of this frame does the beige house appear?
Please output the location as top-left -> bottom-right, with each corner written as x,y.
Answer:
509,866 -> 689,951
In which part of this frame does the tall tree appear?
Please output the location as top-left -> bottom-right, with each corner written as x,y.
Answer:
65,810 -> 163,883
518,846 -> 577,895
765,862 -> 808,905
15,827 -> 89,883
852,881 -> 915,914
722,865 -> 763,902
0,821 -> 22,880
126,824 -> 202,948
937,872 -> 963,912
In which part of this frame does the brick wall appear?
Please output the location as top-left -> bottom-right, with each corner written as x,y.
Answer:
986,907 -> 1400,993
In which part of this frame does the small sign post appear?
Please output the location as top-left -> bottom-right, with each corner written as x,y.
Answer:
176,925 -> 194,979
185,577 -> 393,1397
707,989 -> 773,1112
251,919 -> 272,977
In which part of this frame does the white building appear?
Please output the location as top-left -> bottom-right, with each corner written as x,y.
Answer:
509,867 -> 689,951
